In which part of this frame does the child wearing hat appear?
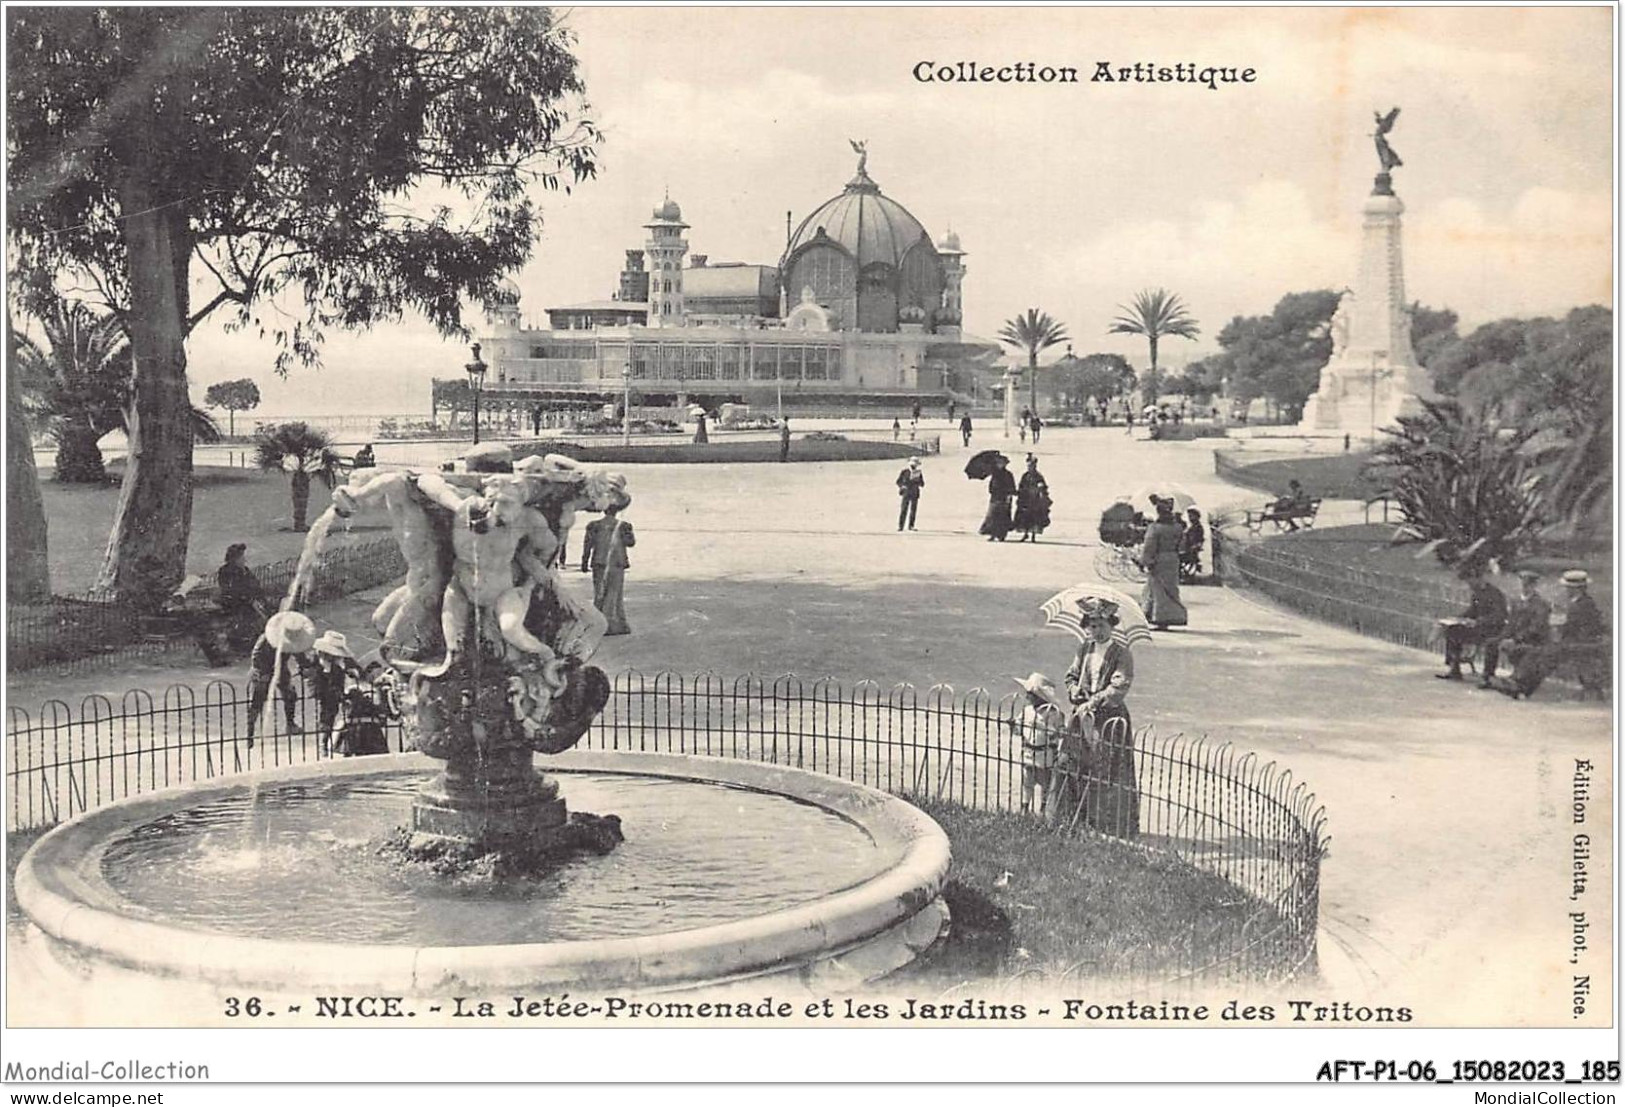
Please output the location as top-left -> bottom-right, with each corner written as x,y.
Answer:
1012,673 -> 1064,817
311,631 -> 360,754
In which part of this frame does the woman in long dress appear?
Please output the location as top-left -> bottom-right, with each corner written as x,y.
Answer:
1012,454 -> 1051,543
979,455 -> 1015,541
1047,597 -> 1139,838
1139,498 -> 1189,628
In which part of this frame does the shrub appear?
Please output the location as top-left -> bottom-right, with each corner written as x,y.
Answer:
1367,399 -> 1543,571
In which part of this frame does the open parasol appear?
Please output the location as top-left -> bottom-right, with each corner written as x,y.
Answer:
964,450 -> 1008,480
1130,484 -> 1199,514
1040,583 -> 1154,648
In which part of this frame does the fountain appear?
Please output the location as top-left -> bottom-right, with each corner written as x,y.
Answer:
14,445 -> 950,1010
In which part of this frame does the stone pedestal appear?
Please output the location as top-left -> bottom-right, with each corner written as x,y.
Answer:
412,746 -> 568,848
1299,181 -> 1434,439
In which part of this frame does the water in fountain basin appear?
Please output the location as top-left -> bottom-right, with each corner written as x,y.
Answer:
102,772 -> 886,946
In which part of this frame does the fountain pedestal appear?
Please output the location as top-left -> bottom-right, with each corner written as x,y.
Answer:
412,746 -> 568,848
394,654 -> 620,871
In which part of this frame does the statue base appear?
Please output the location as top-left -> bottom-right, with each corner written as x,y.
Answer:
412,746 -> 569,847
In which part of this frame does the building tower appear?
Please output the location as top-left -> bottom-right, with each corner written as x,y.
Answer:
484,277 -> 523,335
618,250 -> 650,304
936,228 -> 965,338
644,195 -> 690,327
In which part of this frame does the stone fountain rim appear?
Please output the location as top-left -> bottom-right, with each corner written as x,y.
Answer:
17,750 -> 951,993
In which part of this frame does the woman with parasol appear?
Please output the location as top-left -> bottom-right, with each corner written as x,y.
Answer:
1042,593 -> 1142,838
979,454 -> 1016,541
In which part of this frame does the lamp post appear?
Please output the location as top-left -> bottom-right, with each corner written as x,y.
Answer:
465,342 -> 487,445
622,366 -> 632,447
1001,367 -> 1017,439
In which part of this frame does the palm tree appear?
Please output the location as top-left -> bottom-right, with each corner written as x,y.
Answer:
1108,288 -> 1201,403
254,422 -> 344,532
13,300 -> 221,483
998,308 -> 1071,417
13,301 -> 132,482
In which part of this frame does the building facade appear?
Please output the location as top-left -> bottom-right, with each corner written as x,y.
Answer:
467,151 -> 999,413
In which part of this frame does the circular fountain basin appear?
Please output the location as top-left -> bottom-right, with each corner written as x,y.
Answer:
16,751 -> 950,996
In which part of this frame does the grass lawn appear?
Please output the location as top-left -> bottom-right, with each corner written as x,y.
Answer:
1224,451 -> 1386,501
512,437 -> 926,465
38,465 -> 387,596
1270,524 -> 1613,607
909,798 -> 1268,982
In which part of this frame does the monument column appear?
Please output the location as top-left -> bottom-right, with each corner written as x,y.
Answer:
1299,108 -> 1433,439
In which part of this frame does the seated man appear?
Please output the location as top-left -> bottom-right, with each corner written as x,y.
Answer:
1555,569 -> 1608,696
1496,569 -> 1553,699
1272,479 -> 1311,530
1437,563 -> 1508,684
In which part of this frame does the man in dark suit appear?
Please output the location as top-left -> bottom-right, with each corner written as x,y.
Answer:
1556,569 -> 1608,696
580,504 -> 635,635
1496,569 -> 1553,699
1437,564 -> 1508,684
896,457 -> 925,531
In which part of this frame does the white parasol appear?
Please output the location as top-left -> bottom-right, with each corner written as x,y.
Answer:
1130,485 -> 1199,514
1040,582 -> 1154,648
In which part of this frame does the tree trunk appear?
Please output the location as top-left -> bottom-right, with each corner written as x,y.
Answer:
1028,352 -> 1038,418
291,469 -> 311,532
95,171 -> 194,606
54,419 -> 107,483
7,328 -> 52,602
1146,335 -> 1160,402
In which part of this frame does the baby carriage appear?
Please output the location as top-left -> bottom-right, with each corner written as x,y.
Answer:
332,672 -> 399,757
1093,501 -> 1147,583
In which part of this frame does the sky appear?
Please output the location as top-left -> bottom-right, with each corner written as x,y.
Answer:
179,5 -> 1613,417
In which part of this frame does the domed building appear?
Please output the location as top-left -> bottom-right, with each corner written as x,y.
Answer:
467,146 -> 996,424
781,156 -> 956,334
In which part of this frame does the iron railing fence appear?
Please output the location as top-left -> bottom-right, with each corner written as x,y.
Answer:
1226,539 -> 1464,650
6,670 -> 1327,984
7,538 -> 407,675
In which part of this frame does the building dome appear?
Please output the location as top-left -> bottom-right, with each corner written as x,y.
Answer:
785,175 -> 931,273
653,197 -> 683,222
937,228 -> 962,253
781,156 -> 945,334
491,277 -> 522,305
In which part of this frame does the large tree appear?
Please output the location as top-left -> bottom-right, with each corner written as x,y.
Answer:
8,8 -> 597,604
1423,307 -> 1611,540
204,377 -> 261,437
6,323 -> 51,601
998,308 -> 1070,417
1048,351 -> 1135,409
1108,287 -> 1200,402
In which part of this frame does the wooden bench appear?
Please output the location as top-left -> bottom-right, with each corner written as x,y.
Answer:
1244,497 -> 1323,534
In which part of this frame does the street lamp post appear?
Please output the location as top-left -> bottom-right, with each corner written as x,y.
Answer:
622,366 -> 632,447
465,342 -> 487,445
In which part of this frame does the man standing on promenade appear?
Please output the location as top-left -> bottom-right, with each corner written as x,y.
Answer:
896,457 -> 925,531
959,412 -> 973,447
